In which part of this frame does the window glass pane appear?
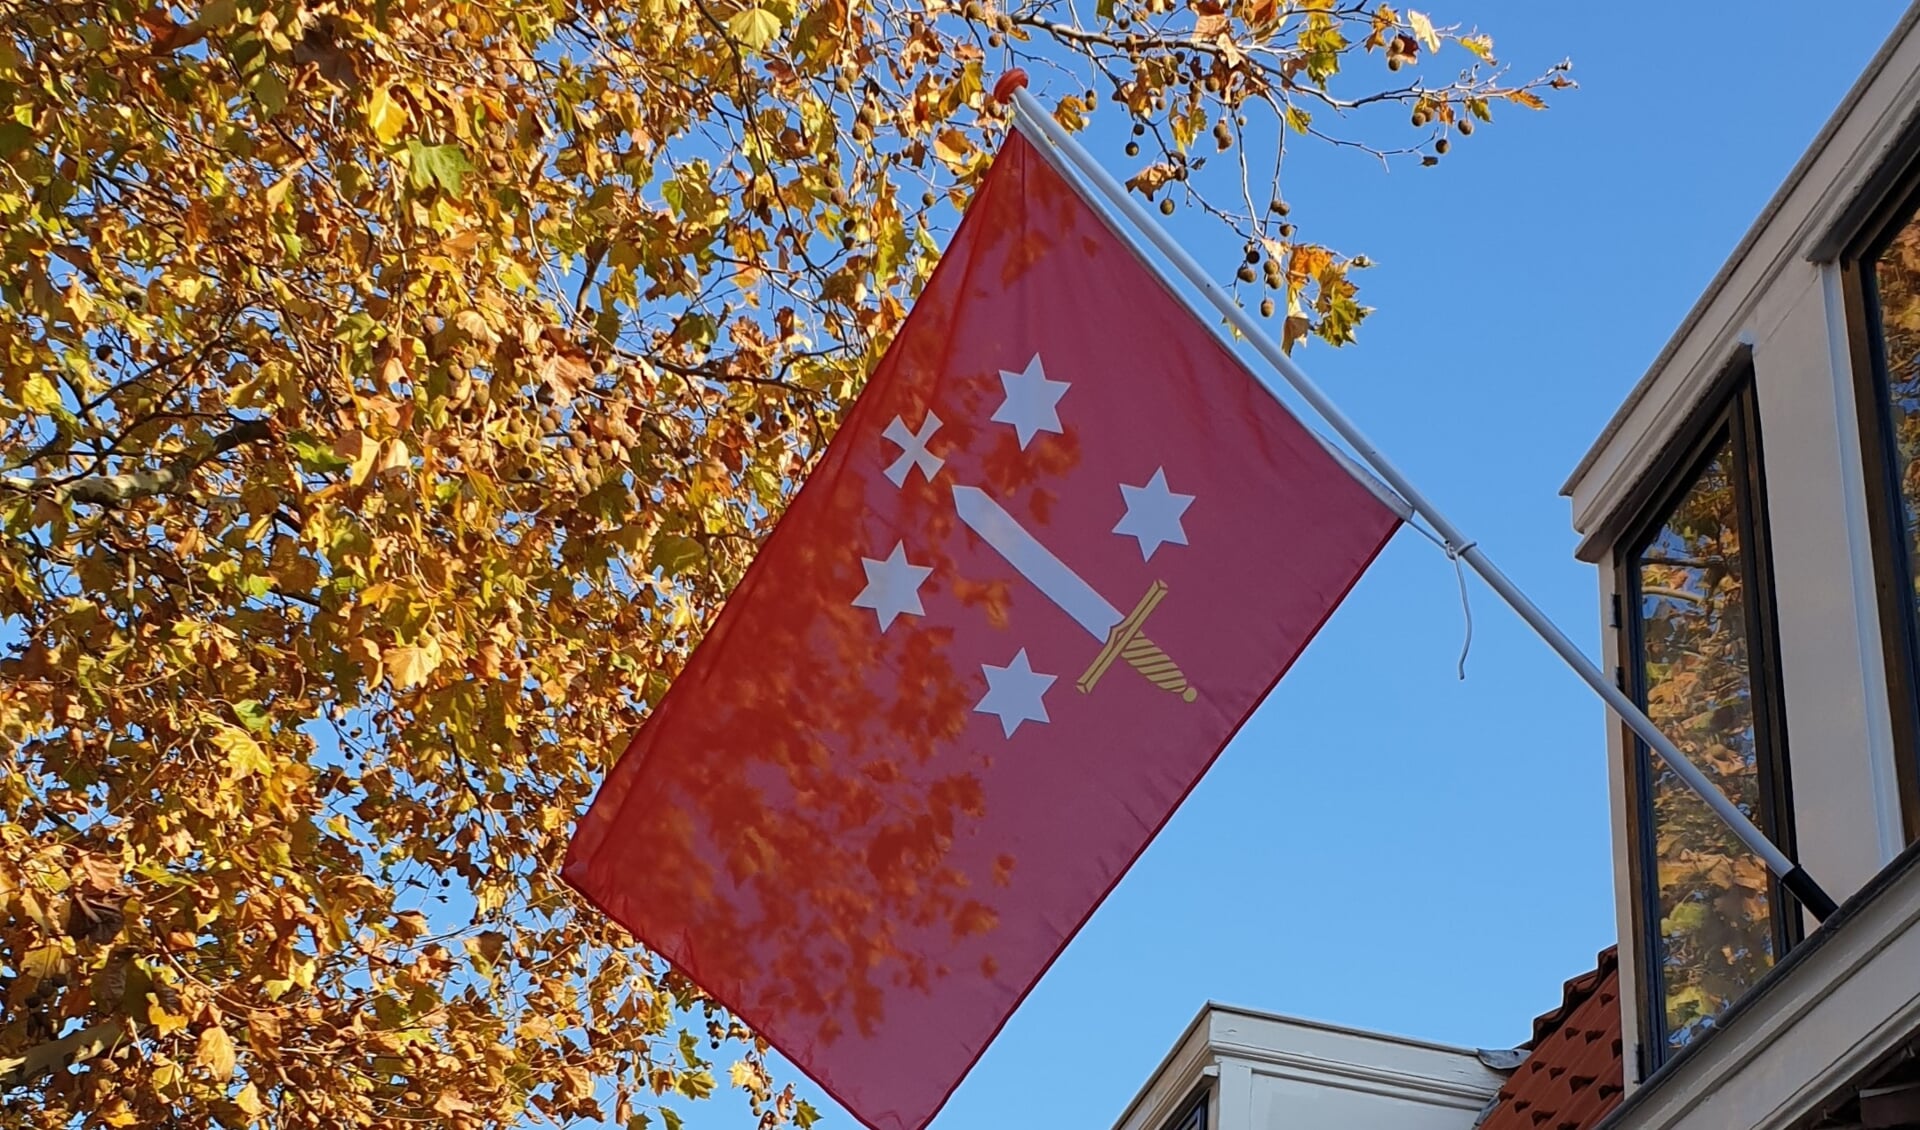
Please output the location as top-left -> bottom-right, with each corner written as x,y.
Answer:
1871,218 -> 1920,674
1634,437 -> 1774,1052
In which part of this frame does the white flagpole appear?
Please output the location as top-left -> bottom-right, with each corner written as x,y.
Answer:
1001,77 -> 1840,923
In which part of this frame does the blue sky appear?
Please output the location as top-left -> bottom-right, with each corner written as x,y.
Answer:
674,4 -> 1911,1127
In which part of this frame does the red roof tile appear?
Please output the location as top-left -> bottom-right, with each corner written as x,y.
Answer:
1478,948 -> 1624,1130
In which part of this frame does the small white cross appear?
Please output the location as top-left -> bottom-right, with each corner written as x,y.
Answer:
882,411 -> 944,487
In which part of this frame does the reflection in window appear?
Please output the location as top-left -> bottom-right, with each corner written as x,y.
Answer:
1630,435 -> 1776,1053
1870,219 -> 1920,622
1866,215 -> 1920,828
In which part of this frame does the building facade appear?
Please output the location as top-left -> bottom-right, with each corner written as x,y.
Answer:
1115,5 -> 1920,1128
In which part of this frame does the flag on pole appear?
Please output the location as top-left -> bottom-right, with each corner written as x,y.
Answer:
564,127 -> 1403,1130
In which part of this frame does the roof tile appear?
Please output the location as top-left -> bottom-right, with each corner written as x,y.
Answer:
1477,948 -> 1623,1130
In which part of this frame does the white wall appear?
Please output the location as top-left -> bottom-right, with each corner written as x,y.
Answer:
1749,266 -> 1901,896
1112,1006 -> 1506,1130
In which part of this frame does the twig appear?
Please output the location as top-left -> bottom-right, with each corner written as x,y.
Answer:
0,1018 -> 132,1090
0,418 -> 273,507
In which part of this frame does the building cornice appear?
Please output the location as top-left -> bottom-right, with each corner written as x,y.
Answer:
1563,2 -> 1920,523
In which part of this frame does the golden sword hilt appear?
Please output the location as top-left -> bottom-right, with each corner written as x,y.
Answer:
1077,580 -> 1197,702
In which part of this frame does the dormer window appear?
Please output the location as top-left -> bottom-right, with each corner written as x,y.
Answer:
1615,377 -> 1799,1067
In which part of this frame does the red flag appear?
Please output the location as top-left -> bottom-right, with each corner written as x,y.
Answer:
564,130 -> 1401,1130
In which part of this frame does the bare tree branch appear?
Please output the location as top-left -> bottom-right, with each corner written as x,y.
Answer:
1,418 -> 273,507
0,1018 -> 130,1090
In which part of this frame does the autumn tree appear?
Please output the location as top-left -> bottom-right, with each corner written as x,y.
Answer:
0,0 -> 1565,1125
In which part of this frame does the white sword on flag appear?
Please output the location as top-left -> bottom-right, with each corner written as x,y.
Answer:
951,485 -> 1196,701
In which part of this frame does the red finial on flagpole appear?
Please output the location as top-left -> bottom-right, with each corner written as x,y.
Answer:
993,69 -> 1029,104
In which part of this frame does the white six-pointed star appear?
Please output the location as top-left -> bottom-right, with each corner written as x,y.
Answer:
975,648 -> 1057,737
1113,467 -> 1195,560
851,541 -> 933,632
990,354 -> 1070,449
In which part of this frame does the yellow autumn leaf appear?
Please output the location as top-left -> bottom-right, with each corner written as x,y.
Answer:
384,643 -> 440,689
726,7 -> 781,52
376,437 -> 410,477
932,129 -> 973,170
22,942 -> 66,980
378,350 -> 408,389
1408,9 -> 1441,52
62,279 -> 95,324
451,308 -> 500,345
933,130 -> 969,160
391,909 -> 430,939
1460,33 -> 1495,62
519,1014 -> 556,1042
196,1024 -> 237,1081
235,1083 -> 266,1117
148,997 -> 189,1035
729,1060 -> 769,1090
367,85 -> 407,144
1126,162 -> 1178,196
332,429 -> 379,486
210,724 -> 271,778
434,1092 -> 477,1118
20,373 -> 63,414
